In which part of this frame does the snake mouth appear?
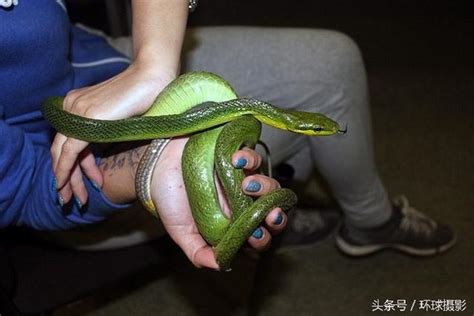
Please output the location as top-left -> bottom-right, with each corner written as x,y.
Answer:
337,124 -> 348,134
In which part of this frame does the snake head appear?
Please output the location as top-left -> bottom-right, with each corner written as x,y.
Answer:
284,110 -> 342,136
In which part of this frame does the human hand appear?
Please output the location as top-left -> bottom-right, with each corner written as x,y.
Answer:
50,61 -> 177,206
150,138 -> 287,270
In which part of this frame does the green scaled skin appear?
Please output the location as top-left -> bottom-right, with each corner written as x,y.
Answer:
42,71 -> 341,270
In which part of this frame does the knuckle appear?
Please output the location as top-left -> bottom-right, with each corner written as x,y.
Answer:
69,98 -> 100,119
69,172 -> 83,186
71,98 -> 89,114
82,107 -> 100,119
61,141 -> 79,156
64,90 -> 79,108
55,163 -> 69,175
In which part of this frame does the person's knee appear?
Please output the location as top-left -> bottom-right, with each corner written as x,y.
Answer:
323,30 -> 362,63
305,29 -> 365,84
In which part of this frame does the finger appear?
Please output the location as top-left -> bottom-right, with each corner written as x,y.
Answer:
58,181 -> 72,206
50,133 -> 68,173
56,138 -> 89,188
164,223 -> 220,270
247,226 -> 271,251
232,147 -> 262,171
166,230 -> 219,270
69,165 -> 88,208
264,208 -> 287,235
192,245 -> 220,270
51,133 -> 70,205
242,174 -> 281,197
63,83 -> 108,112
79,148 -> 103,188
63,87 -> 88,110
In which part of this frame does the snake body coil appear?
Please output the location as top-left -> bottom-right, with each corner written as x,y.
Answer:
42,72 -> 340,269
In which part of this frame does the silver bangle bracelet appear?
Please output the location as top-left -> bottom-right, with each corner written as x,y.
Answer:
188,0 -> 198,13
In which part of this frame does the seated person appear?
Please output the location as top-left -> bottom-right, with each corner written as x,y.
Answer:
0,1 -> 455,271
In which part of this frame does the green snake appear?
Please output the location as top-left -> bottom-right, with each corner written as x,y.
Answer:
42,72 -> 341,269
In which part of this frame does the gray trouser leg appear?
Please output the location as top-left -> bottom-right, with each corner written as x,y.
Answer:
182,27 -> 391,228
111,26 -> 392,228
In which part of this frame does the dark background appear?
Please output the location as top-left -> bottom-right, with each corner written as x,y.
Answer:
67,0 -> 474,69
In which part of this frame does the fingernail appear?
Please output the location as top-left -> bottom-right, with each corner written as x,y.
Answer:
58,193 -> 64,207
52,177 -> 57,191
245,181 -> 261,192
235,157 -> 247,169
273,213 -> 284,225
90,180 -> 101,191
252,227 -> 264,239
74,196 -> 82,209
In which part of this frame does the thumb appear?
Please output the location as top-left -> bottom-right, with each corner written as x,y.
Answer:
165,228 -> 219,270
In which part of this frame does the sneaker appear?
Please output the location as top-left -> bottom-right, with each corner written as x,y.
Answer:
335,196 -> 456,256
274,207 -> 340,252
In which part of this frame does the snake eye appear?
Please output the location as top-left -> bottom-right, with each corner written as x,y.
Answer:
314,126 -> 323,132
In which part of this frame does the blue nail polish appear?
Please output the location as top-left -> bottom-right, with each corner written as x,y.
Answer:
235,158 -> 247,169
74,196 -> 82,209
246,181 -> 261,192
90,180 -> 101,191
274,213 -> 283,225
252,227 -> 264,239
58,193 -> 64,207
52,177 -> 57,191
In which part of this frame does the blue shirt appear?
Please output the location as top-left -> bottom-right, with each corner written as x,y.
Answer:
0,0 -> 132,229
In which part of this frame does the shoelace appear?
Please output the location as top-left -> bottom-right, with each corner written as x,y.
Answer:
396,195 -> 437,236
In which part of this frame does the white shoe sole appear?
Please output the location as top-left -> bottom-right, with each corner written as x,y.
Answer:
335,234 -> 457,257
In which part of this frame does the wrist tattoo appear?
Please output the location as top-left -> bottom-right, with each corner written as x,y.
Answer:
98,142 -> 149,178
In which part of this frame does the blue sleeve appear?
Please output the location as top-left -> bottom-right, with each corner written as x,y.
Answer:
0,106 -> 131,230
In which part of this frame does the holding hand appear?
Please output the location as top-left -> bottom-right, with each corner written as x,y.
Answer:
50,0 -> 189,206
148,138 -> 287,270
50,61 -> 177,206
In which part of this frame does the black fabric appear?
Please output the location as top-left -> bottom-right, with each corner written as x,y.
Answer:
3,228 -> 176,314
0,233 -> 15,294
0,230 -> 20,315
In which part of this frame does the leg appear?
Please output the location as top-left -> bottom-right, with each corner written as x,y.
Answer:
182,27 -> 455,256
182,26 -> 391,228
113,26 -> 455,255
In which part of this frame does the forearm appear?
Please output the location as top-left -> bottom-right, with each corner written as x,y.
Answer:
100,0 -> 188,202
83,0 -> 189,204
131,0 -> 188,75
98,142 -> 149,204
